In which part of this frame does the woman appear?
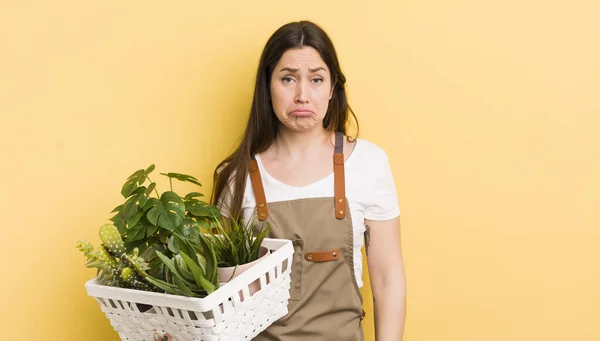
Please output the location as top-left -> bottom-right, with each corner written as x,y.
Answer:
212,21 -> 406,341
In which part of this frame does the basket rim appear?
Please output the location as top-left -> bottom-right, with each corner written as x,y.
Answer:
85,238 -> 293,312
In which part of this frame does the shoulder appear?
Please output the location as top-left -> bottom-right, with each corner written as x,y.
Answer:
349,138 -> 390,165
348,139 -> 401,219
345,138 -> 394,190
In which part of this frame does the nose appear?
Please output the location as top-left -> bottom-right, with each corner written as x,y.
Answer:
295,81 -> 308,104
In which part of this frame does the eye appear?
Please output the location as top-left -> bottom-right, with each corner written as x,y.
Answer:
312,78 -> 324,84
282,77 -> 294,83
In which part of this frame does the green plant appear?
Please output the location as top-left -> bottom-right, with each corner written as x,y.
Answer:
205,216 -> 271,268
77,165 -> 223,297
110,165 -> 220,254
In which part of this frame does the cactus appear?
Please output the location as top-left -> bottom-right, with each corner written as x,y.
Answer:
119,267 -> 153,291
98,225 -> 152,279
121,267 -> 134,282
98,244 -> 118,268
131,279 -> 152,291
99,224 -> 126,257
79,224 -> 158,291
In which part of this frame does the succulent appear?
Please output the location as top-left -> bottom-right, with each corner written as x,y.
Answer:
76,240 -> 115,285
146,233 -> 219,297
205,216 -> 271,268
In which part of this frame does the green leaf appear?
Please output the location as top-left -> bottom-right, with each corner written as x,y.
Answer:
198,234 -> 218,284
184,192 -> 204,200
121,169 -> 144,197
155,251 -> 180,279
173,222 -> 200,243
145,224 -> 158,237
137,192 -> 149,207
144,276 -> 180,294
197,218 -> 213,229
122,196 -> 139,220
145,183 -> 156,196
173,275 -> 196,297
111,204 -> 123,213
182,218 -> 199,229
188,203 -> 220,218
131,186 -> 146,196
158,230 -> 169,244
161,192 -> 186,215
198,276 -> 217,294
109,213 -> 127,234
182,224 -> 200,240
125,239 -> 146,254
137,172 -> 147,186
126,169 -> 145,180
167,236 -> 179,253
121,179 -> 138,198
160,172 -> 202,187
126,209 -> 143,229
155,251 -> 196,296
145,164 -> 155,175
172,233 -> 197,261
174,258 -> 196,283
145,192 -> 185,231
125,224 -> 145,243
179,251 -> 207,289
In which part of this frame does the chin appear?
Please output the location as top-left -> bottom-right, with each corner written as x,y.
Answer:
283,121 -> 323,132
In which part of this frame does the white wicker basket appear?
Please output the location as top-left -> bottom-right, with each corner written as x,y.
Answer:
85,238 -> 293,341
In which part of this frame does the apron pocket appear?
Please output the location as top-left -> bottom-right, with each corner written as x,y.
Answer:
289,239 -> 303,301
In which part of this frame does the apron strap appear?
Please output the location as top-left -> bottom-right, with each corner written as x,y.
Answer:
334,131 -> 347,219
249,156 -> 269,221
249,131 -> 347,221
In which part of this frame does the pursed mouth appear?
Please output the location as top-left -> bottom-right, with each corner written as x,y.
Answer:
289,109 -> 315,116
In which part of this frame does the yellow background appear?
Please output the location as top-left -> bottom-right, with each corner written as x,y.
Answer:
1,1 -> 599,340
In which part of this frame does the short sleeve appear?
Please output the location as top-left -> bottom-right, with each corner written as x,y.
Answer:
364,149 -> 401,220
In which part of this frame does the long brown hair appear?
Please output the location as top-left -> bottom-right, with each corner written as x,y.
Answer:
211,20 -> 359,219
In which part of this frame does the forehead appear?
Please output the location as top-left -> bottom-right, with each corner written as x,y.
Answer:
276,46 -> 328,69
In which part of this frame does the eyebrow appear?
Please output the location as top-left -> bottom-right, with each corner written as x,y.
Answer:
279,67 -> 327,73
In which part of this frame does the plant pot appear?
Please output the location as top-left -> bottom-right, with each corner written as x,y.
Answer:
217,246 -> 269,297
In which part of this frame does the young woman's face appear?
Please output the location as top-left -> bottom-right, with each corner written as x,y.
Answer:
269,46 -> 334,133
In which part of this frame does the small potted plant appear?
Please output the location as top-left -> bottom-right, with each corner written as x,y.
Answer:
205,216 -> 271,292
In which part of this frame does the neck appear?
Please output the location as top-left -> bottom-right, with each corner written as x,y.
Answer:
273,126 -> 333,160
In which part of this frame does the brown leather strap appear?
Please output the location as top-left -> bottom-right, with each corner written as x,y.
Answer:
304,249 -> 341,262
334,131 -> 346,219
249,158 -> 269,221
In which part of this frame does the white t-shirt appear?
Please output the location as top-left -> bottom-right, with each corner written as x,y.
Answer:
219,138 -> 401,288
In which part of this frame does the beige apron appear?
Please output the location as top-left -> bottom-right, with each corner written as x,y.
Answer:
249,131 -> 365,340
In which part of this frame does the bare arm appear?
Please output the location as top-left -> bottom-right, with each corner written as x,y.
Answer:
365,217 -> 406,341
